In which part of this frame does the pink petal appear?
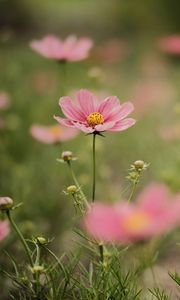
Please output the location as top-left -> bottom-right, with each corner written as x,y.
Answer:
84,203 -> 123,242
0,221 -> 10,241
95,121 -> 116,132
30,36 -> 63,60
137,184 -> 170,214
113,102 -> 134,120
60,96 -> 86,121
77,89 -> 97,116
109,118 -> 136,132
67,38 -> 93,61
54,116 -> 75,128
30,125 -> 56,144
98,96 -> 120,117
73,122 -> 94,133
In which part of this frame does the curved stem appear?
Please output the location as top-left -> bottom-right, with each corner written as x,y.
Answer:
92,133 -> 96,202
128,181 -> 138,202
6,210 -> 33,267
68,161 -> 89,208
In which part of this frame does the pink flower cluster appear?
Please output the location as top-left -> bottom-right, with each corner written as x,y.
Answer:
0,221 -> 10,242
30,124 -> 78,144
84,184 -> 180,243
30,35 -> 93,62
54,89 -> 136,134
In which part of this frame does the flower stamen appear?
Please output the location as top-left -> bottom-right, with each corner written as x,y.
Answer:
87,112 -> 104,127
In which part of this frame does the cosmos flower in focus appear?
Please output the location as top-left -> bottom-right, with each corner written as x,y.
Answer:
84,184 -> 180,243
0,221 -> 10,242
30,35 -> 93,62
30,124 -> 78,144
54,89 -> 135,134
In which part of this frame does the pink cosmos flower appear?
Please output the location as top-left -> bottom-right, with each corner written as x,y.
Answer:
158,35 -> 180,55
84,184 -> 180,243
30,35 -> 93,62
54,89 -> 136,134
0,92 -> 10,110
30,124 -> 78,144
0,220 -> 10,242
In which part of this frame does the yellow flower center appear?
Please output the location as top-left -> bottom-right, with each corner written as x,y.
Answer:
50,126 -> 61,137
123,211 -> 150,232
87,112 -> 104,127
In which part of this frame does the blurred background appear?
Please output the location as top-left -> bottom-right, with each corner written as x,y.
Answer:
0,0 -> 180,298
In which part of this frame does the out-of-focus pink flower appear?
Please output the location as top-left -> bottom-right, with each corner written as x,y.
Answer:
84,184 -> 180,243
0,221 -> 10,242
158,35 -> 180,55
30,35 -> 93,62
54,89 -> 136,134
0,92 -> 10,110
30,124 -> 78,144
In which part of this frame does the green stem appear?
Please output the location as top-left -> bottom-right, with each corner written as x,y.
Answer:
92,133 -> 96,202
91,134 -> 104,262
68,161 -> 89,208
60,61 -> 67,96
6,210 -> 33,267
128,181 -> 138,202
99,243 -> 104,263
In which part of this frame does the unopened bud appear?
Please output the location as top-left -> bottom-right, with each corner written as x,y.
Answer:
0,197 -> 13,211
36,236 -> 47,245
30,265 -> 44,274
67,185 -> 78,194
133,160 -> 145,170
61,151 -> 73,162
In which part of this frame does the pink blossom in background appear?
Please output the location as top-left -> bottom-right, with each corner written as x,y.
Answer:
30,35 -> 93,62
30,124 -> 78,144
54,89 -> 136,134
158,35 -> 180,55
0,221 -> 10,242
0,92 -> 10,110
84,184 -> 180,243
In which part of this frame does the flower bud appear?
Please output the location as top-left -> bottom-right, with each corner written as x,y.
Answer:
67,185 -> 78,194
133,160 -> 145,170
30,265 -> 44,274
61,151 -> 73,162
0,197 -> 13,211
36,236 -> 47,245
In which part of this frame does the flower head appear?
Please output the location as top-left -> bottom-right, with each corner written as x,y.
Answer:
54,89 -> 136,134
30,124 -> 78,144
0,221 -> 10,242
0,197 -> 13,211
30,35 -> 93,62
84,184 -> 180,243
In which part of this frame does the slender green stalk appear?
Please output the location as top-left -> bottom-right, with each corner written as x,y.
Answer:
68,161 -> 89,208
99,243 -> 104,263
92,133 -> 96,202
128,181 -> 138,202
60,61 -> 67,96
6,210 -> 33,267
91,134 -> 105,263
